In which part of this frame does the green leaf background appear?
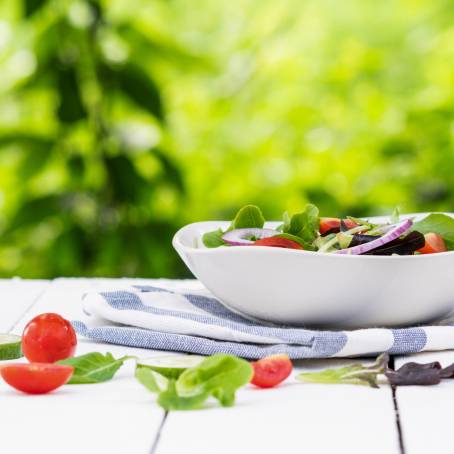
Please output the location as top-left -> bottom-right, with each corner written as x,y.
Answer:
1,0 -> 454,277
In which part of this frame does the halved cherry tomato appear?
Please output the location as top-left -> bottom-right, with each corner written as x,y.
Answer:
250,354 -> 293,388
253,237 -> 303,249
417,233 -> 447,254
0,363 -> 73,394
22,313 -> 77,363
319,217 -> 357,235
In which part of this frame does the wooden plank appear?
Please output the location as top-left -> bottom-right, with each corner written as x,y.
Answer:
395,350 -> 454,454
0,279 -> 49,332
0,278 -> 166,454
157,358 -> 400,454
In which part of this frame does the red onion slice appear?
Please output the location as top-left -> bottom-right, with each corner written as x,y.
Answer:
222,228 -> 277,246
335,219 -> 413,255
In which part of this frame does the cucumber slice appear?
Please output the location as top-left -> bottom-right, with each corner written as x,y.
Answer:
0,334 -> 23,360
137,355 -> 205,379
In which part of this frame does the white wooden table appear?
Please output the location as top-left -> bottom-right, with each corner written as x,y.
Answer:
1,278 -> 451,454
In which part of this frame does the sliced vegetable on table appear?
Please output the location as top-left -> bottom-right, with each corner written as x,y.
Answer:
250,354 -> 293,388
0,334 -> 23,360
0,363 -> 74,394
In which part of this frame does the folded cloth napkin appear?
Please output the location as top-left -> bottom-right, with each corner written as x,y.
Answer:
73,280 -> 454,359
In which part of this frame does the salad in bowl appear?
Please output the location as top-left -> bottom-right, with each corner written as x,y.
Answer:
202,204 -> 451,256
173,204 -> 454,328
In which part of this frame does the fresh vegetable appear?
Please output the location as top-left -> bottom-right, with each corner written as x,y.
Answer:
222,228 -> 277,246
253,237 -> 303,249
136,353 -> 253,410
136,355 -> 205,379
385,361 -> 442,386
412,213 -> 454,250
0,334 -> 23,360
297,354 -> 388,388
250,354 -> 293,388
417,232 -> 447,254
335,219 -> 412,255
58,352 -> 132,384
0,363 -> 73,394
297,353 -> 454,388
320,218 -> 357,235
22,313 -> 77,363
202,203 -> 454,255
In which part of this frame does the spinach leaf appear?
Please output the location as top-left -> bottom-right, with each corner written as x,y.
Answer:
177,353 -> 253,407
231,205 -> 265,229
282,204 -> 319,244
202,228 -> 226,248
275,233 -> 315,250
58,352 -> 132,384
412,213 -> 454,250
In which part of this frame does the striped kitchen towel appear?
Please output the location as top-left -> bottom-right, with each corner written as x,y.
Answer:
73,280 -> 454,359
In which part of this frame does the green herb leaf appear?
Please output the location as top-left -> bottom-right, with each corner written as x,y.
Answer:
231,205 -> 265,229
296,354 -> 389,388
412,213 -> 454,250
283,204 -> 319,244
135,353 -> 253,410
177,353 -> 253,407
158,380 -> 209,411
202,228 -> 226,248
274,233 -> 315,250
135,365 -> 169,392
390,207 -> 400,224
58,352 -> 132,384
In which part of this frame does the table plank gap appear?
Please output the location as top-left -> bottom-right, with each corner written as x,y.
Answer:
6,280 -> 50,333
394,350 -> 454,454
156,357 -> 400,454
0,279 -> 50,333
149,411 -> 168,454
1,278 -> 169,454
389,356 -> 406,454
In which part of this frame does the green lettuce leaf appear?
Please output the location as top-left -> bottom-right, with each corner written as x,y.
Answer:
412,213 -> 454,250
231,205 -> 265,229
202,228 -> 226,248
282,204 -> 319,246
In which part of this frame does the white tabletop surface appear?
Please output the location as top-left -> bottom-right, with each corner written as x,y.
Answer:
0,278 -> 451,454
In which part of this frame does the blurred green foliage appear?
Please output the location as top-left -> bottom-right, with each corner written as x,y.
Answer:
0,0 -> 454,278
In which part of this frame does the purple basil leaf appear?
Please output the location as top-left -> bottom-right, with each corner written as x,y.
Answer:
364,231 -> 425,256
385,361 -> 442,386
440,363 -> 454,378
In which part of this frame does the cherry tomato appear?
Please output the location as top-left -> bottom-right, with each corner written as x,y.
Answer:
319,218 -> 357,235
250,354 -> 293,388
0,363 -> 73,394
417,233 -> 447,254
253,237 -> 303,249
22,313 -> 77,363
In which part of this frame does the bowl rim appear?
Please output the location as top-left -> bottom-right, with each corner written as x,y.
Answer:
173,212 -> 454,260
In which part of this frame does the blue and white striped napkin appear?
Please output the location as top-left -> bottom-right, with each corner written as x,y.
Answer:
73,281 -> 454,359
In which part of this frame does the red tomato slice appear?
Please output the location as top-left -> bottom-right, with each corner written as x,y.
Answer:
417,233 -> 447,254
0,363 -> 74,394
22,313 -> 77,363
319,217 -> 357,235
253,237 -> 303,249
250,354 -> 293,388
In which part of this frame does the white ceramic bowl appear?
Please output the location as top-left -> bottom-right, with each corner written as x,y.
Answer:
173,213 -> 454,328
